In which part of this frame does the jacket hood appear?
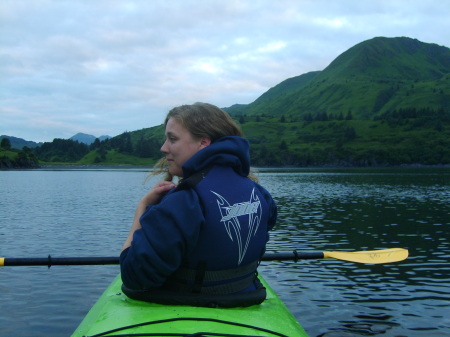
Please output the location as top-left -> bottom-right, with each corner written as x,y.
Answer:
182,136 -> 250,178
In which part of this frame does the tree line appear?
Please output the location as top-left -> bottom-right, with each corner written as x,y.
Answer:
29,132 -> 163,163
374,107 -> 449,130
237,111 -> 354,124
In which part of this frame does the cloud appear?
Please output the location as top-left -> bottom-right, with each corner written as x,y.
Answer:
0,0 -> 449,142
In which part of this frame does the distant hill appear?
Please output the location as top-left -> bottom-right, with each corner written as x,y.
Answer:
69,133 -> 111,145
0,135 -> 42,150
226,37 -> 450,120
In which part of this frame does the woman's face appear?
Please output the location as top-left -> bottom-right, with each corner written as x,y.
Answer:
161,117 -> 210,177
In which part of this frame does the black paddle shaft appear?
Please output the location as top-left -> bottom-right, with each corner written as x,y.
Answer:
261,251 -> 325,261
2,251 -> 325,267
3,255 -> 119,267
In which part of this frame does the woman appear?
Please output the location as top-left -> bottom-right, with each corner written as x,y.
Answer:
120,102 -> 277,307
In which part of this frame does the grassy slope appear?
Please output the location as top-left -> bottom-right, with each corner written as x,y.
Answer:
0,148 -> 18,160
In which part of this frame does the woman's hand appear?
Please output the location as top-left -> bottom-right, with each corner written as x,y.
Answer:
141,181 -> 176,206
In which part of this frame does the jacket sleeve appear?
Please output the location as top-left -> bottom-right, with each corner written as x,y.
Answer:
255,183 -> 277,231
120,189 -> 204,290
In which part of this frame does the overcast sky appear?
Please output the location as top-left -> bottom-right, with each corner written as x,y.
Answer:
1,0 -> 449,143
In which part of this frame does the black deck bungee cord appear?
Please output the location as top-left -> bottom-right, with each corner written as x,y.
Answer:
84,317 -> 289,337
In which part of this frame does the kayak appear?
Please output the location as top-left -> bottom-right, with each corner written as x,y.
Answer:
71,274 -> 308,337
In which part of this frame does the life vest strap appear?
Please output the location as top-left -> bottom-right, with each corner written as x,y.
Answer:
173,261 -> 258,283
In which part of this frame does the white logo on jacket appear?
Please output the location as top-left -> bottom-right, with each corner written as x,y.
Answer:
211,188 -> 262,265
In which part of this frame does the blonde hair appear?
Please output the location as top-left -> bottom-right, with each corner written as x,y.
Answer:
152,102 -> 257,182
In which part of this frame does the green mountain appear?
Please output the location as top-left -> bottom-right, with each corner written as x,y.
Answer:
226,37 -> 450,120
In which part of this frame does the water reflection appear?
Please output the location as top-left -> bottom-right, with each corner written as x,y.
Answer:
257,168 -> 449,336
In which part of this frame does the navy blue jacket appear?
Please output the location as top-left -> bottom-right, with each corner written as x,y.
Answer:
120,136 -> 277,292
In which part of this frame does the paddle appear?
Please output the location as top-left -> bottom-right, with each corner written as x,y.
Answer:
260,248 -> 408,264
0,248 -> 408,267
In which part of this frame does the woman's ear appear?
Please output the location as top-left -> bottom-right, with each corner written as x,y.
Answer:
199,136 -> 211,149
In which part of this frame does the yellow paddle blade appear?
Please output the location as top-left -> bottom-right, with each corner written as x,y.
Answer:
323,248 -> 408,264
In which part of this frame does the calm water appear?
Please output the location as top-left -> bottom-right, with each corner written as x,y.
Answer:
0,168 -> 449,336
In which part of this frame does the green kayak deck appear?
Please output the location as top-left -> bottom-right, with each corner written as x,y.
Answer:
71,274 -> 308,337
